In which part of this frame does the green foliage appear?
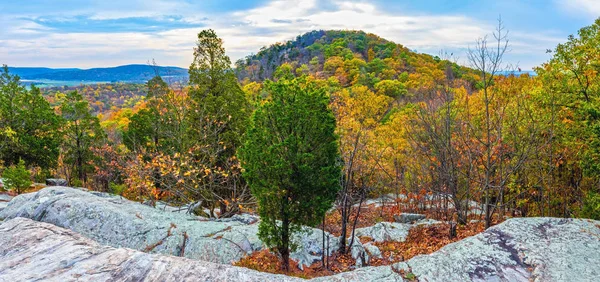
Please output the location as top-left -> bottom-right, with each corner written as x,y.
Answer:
123,107 -> 159,152
580,191 -> 600,220
375,79 -> 408,98
240,77 -> 341,270
60,90 -> 105,184
0,66 -> 62,169
537,18 -> 600,178
188,29 -> 250,160
109,182 -> 127,195
2,159 -> 31,194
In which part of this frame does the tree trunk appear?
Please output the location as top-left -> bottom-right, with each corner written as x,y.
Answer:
322,214 -> 326,268
280,216 -> 290,272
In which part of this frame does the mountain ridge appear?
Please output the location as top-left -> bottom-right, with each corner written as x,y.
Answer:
8,64 -> 188,84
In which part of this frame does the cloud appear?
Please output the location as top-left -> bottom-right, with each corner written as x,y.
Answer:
557,0 -> 600,19
271,19 -> 293,24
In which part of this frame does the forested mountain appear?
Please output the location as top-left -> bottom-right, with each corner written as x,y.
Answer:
235,30 -> 479,88
9,64 -> 187,83
7,67 -> 80,77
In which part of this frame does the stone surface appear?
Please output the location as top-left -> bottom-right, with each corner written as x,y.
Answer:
2,187 -> 599,282
0,217 -> 300,282
407,217 -> 600,282
364,242 -> 382,259
0,193 -> 11,202
0,193 -> 12,214
45,178 -> 68,186
354,222 -> 410,242
0,186 -> 338,268
350,236 -> 369,267
313,266 -> 402,282
393,213 -> 426,223
354,219 -> 442,243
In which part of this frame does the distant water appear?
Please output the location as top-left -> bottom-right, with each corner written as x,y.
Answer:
21,79 -> 111,88
497,70 -> 537,76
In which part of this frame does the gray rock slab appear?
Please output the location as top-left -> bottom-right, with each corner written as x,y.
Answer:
406,217 -> 600,282
0,193 -> 12,202
354,222 -> 411,243
0,217 -> 300,282
393,213 -> 425,223
45,178 -> 68,186
2,187 -> 599,282
0,186 -> 338,268
364,242 -> 382,259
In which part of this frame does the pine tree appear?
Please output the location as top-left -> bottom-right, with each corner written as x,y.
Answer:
60,91 -> 105,185
2,159 -> 32,194
0,66 -> 62,169
188,29 -> 250,215
240,77 -> 341,271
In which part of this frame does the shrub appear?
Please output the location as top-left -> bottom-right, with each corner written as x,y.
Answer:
109,182 -> 126,195
581,191 -> 600,220
2,159 -> 32,194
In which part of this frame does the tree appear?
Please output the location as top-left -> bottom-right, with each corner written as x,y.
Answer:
0,66 -> 62,170
60,91 -> 105,186
535,18 -> 600,217
188,29 -> 250,215
331,85 -> 393,253
2,159 -> 32,194
466,18 -> 509,229
123,76 -> 188,154
240,78 -> 341,271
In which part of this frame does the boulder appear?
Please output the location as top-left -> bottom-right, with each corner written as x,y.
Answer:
350,237 -> 369,267
333,217 -> 600,281
0,187 -> 337,269
393,213 -> 426,223
0,217 -> 300,282
364,242 -> 382,259
354,222 -> 411,242
2,187 -> 599,281
45,178 -> 68,186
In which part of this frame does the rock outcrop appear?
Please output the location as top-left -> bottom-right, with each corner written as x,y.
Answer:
403,217 -> 600,281
1,187 -> 599,282
0,217 -> 300,282
45,178 -> 68,186
0,193 -> 12,213
0,187 -> 337,268
393,213 -> 425,223
354,219 -> 441,243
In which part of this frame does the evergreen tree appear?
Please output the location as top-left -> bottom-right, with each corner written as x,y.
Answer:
60,91 -> 105,185
2,159 -> 32,194
188,29 -> 249,159
188,29 -> 250,214
0,66 -> 62,169
240,77 -> 341,271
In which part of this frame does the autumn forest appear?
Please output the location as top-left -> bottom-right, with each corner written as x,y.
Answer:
2,16 -> 600,277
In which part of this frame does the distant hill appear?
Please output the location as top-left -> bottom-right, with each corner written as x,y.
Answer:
7,67 -> 81,77
234,30 -> 480,87
8,64 -> 188,84
234,30 -> 533,87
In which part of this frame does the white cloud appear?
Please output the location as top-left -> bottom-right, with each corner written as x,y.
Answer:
557,0 -> 600,19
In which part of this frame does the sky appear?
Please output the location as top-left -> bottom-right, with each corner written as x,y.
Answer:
0,0 -> 597,70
